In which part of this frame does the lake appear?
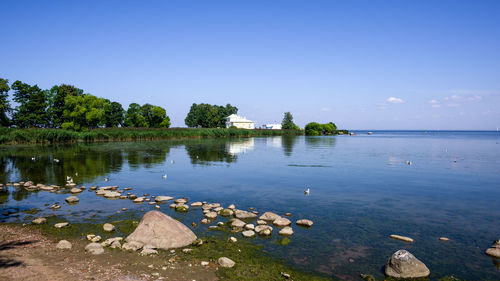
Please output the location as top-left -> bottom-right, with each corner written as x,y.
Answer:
1,131 -> 500,280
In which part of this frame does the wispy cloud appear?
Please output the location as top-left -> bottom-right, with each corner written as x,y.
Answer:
429,93 -> 485,108
386,97 -> 404,104
320,107 -> 330,112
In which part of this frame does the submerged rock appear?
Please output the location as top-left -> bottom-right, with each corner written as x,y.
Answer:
385,250 -> 430,279
279,226 -> 294,236
296,219 -> 314,227
32,217 -> 47,225
218,257 -> 235,268
125,210 -> 197,250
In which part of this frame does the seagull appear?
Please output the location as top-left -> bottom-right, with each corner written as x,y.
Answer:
162,174 -> 167,179
104,177 -> 109,182
405,161 -> 412,165
31,157 -> 36,161
170,160 -> 175,164
75,172 -> 78,176
54,159 -> 60,163
304,188 -> 310,195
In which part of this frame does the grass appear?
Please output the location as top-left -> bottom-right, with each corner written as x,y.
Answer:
0,127 -> 304,145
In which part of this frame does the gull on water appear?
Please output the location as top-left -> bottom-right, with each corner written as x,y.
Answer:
304,188 -> 310,195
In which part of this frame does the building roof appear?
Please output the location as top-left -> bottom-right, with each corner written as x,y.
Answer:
226,114 -> 254,123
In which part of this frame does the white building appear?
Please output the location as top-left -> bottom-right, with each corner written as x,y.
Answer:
226,114 -> 255,129
262,123 -> 282,130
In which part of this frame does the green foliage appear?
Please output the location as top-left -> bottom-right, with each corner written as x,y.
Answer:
140,103 -> 170,128
281,112 -> 300,130
185,103 -> 237,128
124,103 -> 148,127
61,94 -> 109,131
47,84 -> 83,128
0,78 -> 11,126
305,122 -> 338,136
11,80 -> 50,128
104,101 -> 125,127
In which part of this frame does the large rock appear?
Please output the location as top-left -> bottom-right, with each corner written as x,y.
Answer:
273,217 -> 291,227
485,239 -> 500,258
125,211 -> 197,250
385,250 -> 430,279
234,209 -> 257,219
85,243 -> 104,255
259,212 -> 281,221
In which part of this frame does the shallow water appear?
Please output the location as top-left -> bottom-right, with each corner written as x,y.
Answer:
1,131 -> 500,280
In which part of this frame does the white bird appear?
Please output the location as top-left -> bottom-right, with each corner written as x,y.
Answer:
54,159 -> 59,163
405,161 -> 412,165
66,176 -> 71,181
75,172 -> 78,176
170,160 -> 175,164
162,174 -> 167,179
104,177 -> 109,182
31,157 -> 36,161
304,188 -> 310,195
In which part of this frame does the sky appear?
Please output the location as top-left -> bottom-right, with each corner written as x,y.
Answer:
2,0 -> 500,130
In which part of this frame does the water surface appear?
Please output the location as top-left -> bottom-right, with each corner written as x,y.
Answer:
1,131 -> 500,280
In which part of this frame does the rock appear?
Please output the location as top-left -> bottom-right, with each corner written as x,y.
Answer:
32,217 -> 47,224
140,248 -> 158,256
219,209 -> 234,216
200,218 -> 210,224
208,226 -> 218,230
385,250 -> 430,279
54,222 -> 69,228
259,212 -> 281,221
85,243 -> 104,255
296,219 -> 314,227
244,224 -> 255,230
485,240 -> 500,258
70,187 -> 82,193
260,228 -> 272,236
56,240 -> 72,250
175,205 -> 189,212
110,240 -> 122,249
201,261 -> 209,266
125,211 -> 197,250
190,202 -> 202,207
90,186 -> 98,190
87,234 -> 96,241
182,248 -> 193,253
255,225 -> 273,234
129,194 -> 137,199
40,186 -> 54,191
389,234 -> 414,243
122,241 -> 144,251
50,204 -> 61,209
155,205 -> 160,209
230,219 -> 246,228
273,217 -> 291,227
103,191 -> 121,198
242,230 -> 255,238
101,237 -> 123,247
234,209 -> 257,219
257,220 -> 267,225
133,197 -> 145,203
91,236 -> 102,242
228,204 -> 236,210
214,207 -> 223,212
204,211 -> 217,219
155,196 -> 174,202
103,223 -> 115,232
281,272 -> 291,279
279,226 -> 294,236
174,198 -> 187,204
217,222 -> 224,227
65,196 -> 79,203
122,208 -> 127,211
439,237 -> 450,242
229,237 -> 237,243
285,213 -> 292,217
218,257 -> 235,268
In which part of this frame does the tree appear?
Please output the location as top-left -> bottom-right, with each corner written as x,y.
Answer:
185,103 -> 238,128
104,101 -> 125,127
0,78 -> 11,126
305,122 -> 338,135
47,84 -> 83,128
140,103 -> 170,128
61,93 -> 109,131
11,80 -> 50,128
124,103 -> 148,127
281,112 -> 299,130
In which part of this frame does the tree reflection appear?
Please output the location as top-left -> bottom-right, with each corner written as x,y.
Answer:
185,139 -> 237,165
282,136 -> 299,157
305,136 -> 337,148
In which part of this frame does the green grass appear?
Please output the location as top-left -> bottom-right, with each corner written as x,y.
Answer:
0,127 -> 304,145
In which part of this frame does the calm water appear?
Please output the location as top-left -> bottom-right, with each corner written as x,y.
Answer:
1,131 -> 500,280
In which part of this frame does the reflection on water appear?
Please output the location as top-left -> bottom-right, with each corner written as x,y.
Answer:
1,133 -> 500,280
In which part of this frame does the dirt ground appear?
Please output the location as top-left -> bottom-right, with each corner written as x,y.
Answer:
0,224 -> 218,281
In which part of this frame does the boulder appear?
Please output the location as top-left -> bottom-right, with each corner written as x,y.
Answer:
273,217 -> 291,227
65,196 -> 79,203
155,196 -> 174,202
279,226 -> 294,236
218,257 -> 235,268
56,240 -> 72,250
122,241 -> 144,251
103,223 -> 115,232
385,250 -> 430,279
485,240 -> 500,258
85,243 -> 104,255
296,219 -> 314,227
125,211 -> 197,250
234,209 -> 257,219
259,212 -> 281,221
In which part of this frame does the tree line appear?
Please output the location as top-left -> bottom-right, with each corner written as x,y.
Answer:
0,78 -> 170,131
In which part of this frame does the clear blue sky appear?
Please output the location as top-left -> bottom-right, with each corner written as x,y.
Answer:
2,0 -> 500,130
